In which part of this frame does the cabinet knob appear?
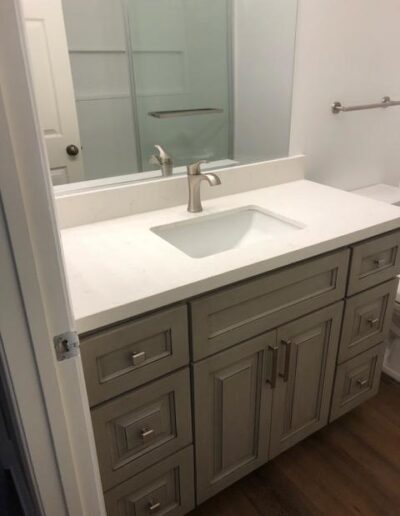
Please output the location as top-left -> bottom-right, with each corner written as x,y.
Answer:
148,500 -> 161,512
367,317 -> 379,327
357,378 -> 368,388
373,258 -> 385,268
132,351 -> 146,366
66,144 -> 80,157
141,427 -> 155,443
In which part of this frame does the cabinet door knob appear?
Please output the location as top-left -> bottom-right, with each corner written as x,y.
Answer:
66,144 -> 80,156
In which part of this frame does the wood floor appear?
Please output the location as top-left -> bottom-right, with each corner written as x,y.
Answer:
189,375 -> 400,516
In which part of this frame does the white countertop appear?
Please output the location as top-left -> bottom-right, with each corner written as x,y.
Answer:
61,180 -> 400,334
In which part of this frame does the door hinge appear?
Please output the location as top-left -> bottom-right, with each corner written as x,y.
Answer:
54,331 -> 80,361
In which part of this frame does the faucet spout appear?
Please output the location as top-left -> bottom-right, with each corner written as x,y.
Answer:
203,173 -> 221,187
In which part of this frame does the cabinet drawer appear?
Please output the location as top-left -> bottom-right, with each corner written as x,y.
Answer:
330,344 -> 385,422
92,368 -> 192,490
339,280 -> 397,363
104,446 -> 195,516
81,305 -> 189,406
190,249 -> 349,360
347,230 -> 400,295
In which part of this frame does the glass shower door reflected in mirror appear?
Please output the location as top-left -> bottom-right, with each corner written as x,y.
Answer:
127,0 -> 233,170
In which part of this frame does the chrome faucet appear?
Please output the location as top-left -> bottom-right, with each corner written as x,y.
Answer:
187,160 -> 221,213
149,145 -> 173,177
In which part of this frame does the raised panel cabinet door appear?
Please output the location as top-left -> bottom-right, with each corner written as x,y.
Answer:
193,331 -> 276,504
269,302 -> 343,459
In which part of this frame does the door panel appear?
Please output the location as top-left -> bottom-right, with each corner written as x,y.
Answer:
22,0 -> 84,184
269,302 -> 343,458
193,331 -> 275,504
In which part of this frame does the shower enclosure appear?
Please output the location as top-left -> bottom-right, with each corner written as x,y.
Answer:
62,0 -> 233,180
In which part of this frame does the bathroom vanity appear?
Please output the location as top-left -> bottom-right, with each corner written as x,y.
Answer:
62,179 -> 400,516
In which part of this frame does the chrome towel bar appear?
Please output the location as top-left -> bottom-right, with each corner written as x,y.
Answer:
332,96 -> 400,114
148,108 -> 223,119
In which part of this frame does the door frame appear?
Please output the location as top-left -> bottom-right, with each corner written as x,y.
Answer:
0,1 -> 105,515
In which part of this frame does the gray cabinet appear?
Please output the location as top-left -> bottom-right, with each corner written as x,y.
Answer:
193,331 -> 275,503
339,280 -> 397,362
104,446 -> 195,516
330,344 -> 385,422
269,303 -> 343,458
79,229 -> 400,516
92,368 -> 192,490
190,249 -> 349,360
81,305 -> 189,406
347,230 -> 400,295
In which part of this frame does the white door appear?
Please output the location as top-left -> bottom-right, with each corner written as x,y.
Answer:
22,0 -> 85,185
0,1 -> 105,515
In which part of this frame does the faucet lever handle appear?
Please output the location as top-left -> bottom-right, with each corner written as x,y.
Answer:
187,160 -> 208,175
150,145 -> 172,164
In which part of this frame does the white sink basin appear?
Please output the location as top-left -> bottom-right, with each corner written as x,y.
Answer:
151,206 -> 304,258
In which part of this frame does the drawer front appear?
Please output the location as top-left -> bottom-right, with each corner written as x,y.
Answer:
92,368 -> 192,490
330,344 -> 385,422
347,230 -> 400,295
190,249 -> 349,360
81,305 -> 189,406
339,279 -> 397,363
104,446 -> 195,516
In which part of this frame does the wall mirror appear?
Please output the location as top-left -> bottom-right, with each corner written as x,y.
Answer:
23,0 -> 298,191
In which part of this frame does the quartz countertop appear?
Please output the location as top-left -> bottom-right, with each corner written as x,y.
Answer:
61,180 -> 400,334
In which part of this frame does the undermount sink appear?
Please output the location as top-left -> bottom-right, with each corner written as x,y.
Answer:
151,206 -> 305,258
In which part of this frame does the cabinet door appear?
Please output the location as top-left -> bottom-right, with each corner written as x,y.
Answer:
269,302 -> 343,459
193,331 -> 275,504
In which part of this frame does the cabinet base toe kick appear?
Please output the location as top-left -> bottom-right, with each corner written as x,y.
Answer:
79,230 -> 400,515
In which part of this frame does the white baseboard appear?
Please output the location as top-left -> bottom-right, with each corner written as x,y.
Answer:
383,362 -> 400,382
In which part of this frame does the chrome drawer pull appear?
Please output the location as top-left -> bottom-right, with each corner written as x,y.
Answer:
132,351 -> 146,366
373,258 -> 386,268
148,500 -> 161,512
141,427 -> 155,442
357,378 -> 368,388
367,317 -> 379,327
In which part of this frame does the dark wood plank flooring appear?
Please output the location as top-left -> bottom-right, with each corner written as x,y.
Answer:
189,375 -> 400,516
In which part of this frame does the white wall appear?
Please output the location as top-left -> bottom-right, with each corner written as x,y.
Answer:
290,0 -> 400,190
234,0 -> 298,164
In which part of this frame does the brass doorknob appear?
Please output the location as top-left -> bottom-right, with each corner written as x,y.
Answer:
66,144 -> 80,157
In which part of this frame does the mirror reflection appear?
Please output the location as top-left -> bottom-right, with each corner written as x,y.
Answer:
23,0 -> 298,188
